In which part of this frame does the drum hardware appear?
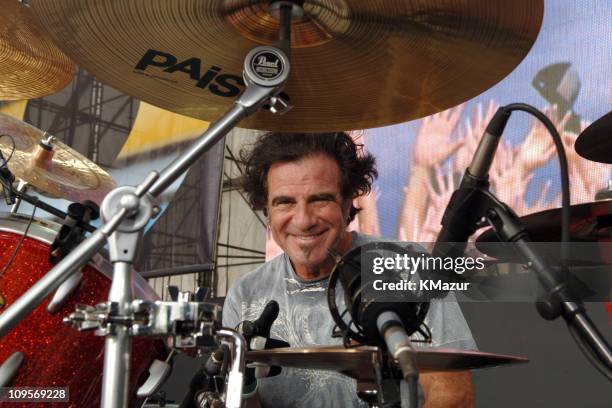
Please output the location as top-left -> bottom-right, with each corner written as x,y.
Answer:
64,297 -> 221,342
167,285 -> 209,303
0,351 -> 24,387
63,294 -> 225,401
214,329 -> 247,408
0,165 -> 16,208
0,0 -> 75,100
595,181 -> 612,201
0,174 -> 97,233
136,359 -> 172,399
434,103 -> 612,380
8,180 -> 27,214
49,201 -> 100,264
46,269 -> 82,313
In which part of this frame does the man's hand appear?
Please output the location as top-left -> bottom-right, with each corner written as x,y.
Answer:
419,371 -> 475,408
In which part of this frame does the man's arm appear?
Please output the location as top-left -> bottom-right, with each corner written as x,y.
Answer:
419,371 -> 475,408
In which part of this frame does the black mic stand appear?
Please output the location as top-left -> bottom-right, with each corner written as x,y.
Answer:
435,173 -> 612,377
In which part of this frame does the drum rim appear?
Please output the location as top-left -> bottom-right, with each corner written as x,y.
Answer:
0,212 -> 159,300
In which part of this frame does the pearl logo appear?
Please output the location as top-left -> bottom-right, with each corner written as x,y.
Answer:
251,51 -> 284,80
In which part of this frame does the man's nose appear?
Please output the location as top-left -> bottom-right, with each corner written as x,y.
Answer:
292,202 -> 317,230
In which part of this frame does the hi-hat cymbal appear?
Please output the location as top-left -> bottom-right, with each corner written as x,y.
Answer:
0,1 -> 75,101
247,345 -> 528,380
0,113 -> 116,204
575,111 -> 612,164
28,1 -> 543,132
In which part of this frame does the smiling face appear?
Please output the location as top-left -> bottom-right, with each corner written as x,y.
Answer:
266,154 -> 353,280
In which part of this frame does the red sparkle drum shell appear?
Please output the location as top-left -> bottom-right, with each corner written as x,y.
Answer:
0,213 -> 166,407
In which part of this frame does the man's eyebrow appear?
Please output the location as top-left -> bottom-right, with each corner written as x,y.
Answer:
308,193 -> 337,201
270,195 -> 294,205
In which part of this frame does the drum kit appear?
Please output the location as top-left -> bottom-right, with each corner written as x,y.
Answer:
0,0 -> 609,407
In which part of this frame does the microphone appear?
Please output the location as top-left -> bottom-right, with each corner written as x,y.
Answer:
328,243 -> 430,407
238,299 -> 279,339
434,107 -> 511,258
330,243 -> 430,343
466,107 -> 512,180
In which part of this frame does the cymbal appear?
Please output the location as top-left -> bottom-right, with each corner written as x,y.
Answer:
247,346 -> 528,379
0,1 -> 75,100
575,111 -> 612,164
0,113 -> 116,204
476,200 -> 612,263
28,1 -> 543,132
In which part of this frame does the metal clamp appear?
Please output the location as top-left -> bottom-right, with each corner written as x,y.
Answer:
64,297 -> 221,346
131,299 -> 221,348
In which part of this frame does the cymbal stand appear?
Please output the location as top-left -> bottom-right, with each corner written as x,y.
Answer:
215,329 -> 247,408
436,178 -> 612,378
0,2 -> 303,406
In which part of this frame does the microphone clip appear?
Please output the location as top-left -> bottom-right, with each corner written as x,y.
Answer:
0,165 -> 16,205
49,201 -> 100,264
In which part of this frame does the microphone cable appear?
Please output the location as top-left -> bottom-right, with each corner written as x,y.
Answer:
0,133 -> 39,279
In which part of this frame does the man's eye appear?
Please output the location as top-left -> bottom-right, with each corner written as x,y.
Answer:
312,198 -> 334,207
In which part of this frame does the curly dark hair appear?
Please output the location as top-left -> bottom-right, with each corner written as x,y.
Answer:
239,132 -> 377,222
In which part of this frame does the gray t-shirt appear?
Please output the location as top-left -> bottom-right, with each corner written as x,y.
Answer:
222,232 -> 476,408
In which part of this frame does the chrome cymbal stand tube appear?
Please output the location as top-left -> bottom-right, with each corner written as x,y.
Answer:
0,2 -> 301,407
216,329 -> 248,408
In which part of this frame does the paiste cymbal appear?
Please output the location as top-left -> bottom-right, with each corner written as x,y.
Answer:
247,346 -> 528,380
0,113 -> 116,204
575,111 -> 612,164
0,0 -> 75,101
28,1 -> 543,132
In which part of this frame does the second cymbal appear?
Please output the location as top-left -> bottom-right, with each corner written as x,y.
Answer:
247,345 -> 528,379
476,200 -> 612,265
0,113 -> 116,204
575,111 -> 612,164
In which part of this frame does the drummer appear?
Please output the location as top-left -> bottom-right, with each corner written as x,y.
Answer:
222,132 -> 476,407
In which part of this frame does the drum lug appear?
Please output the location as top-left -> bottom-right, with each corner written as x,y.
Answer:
136,359 -> 171,398
47,270 -> 83,314
0,351 -> 24,387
